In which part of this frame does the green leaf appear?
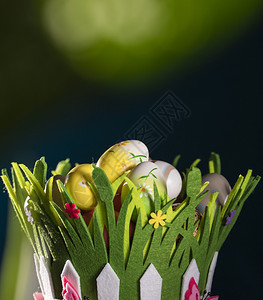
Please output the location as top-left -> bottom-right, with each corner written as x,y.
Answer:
19,164 -> 45,200
33,157 -> 47,188
172,155 -> 181,168
221,174 -> 243,220
92,166 -> 114,204
209,152 -> 221,174
206,192 -> 218,232
52,158 -> 71,176
153,182 -> 161,212
186,167 -> 202,198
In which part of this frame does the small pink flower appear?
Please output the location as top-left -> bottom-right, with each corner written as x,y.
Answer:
185,277 -> 219,300
64,203 -> 80,219
62,277 -> 81,300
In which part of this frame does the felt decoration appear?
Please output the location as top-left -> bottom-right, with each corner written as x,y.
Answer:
62,277 -> 81,300
38,256 -> 55,299
64,203 -> 81,219
184,277 -> 219,300
34,254 -> 45,295
180,259 -> 200,300
149,210 -> 167,229
140,264 -> 162,300
61,260 -> 81,297
205,252 -> 218,294
1,152 -> 260,300
96,263 -> 120,300
33,293 -> 45,300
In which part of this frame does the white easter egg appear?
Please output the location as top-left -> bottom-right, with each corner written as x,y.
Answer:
96,140 -> 149,182
121,161 -> 166,215
152,160 -> 182,200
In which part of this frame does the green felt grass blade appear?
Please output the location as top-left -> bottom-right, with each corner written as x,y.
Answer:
92,166 -> 114,204
116,190 -> 132,265
1,168 -> 10,181
207,206 -> 221,255
190,158 -> 201,169
145,226 -> 163,263
216,176 -> 260,251
161,199 -> 174,213
55,181 -> 95,249
124,177 -> 148,225
50,202 -> 83,249
240,175 -> 261,201
200,181 -> 210,193
221,174 -> 244,220
92,166 -> 116,239
111,172 -> 127,195
194,210 -> 211,293
206,192 -> 218,232
1,174 -> 36,252
11,167 -> 28,208
32,223 -> 44,258
209,152 -> 221,174
38,226 -> 50,260
52,158 -> 71,176
93,211 -> 108,262
33,157 -> 47,189
1,174 -> 20,214
58,226 -> 77,259
19,164 -> 45,200
11,163 -> 26,189
172,155 -> 181,168
187,167 -> 202,198
153,182 -> 161,212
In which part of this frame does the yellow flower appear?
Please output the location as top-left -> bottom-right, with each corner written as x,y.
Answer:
149,210 -> 167,229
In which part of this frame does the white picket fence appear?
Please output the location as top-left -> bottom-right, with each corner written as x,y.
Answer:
34,252 -> 218,300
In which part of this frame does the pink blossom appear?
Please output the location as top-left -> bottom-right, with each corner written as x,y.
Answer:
62,276 -> 81,300
64,203 -> 80,219
185,277 -> 219,300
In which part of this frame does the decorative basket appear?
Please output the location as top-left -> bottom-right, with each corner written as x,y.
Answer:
1,141 -> 260,300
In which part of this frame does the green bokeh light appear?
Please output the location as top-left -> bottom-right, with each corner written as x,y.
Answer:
32,1 -> 263,81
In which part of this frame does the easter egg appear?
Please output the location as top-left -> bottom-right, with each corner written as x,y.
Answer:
121,161 -> 166,216
45,175 -> 66,209
152,160 -> 182,200
96,140 -> 149,182
196,173 -> 231,215
65,164 -> 97,210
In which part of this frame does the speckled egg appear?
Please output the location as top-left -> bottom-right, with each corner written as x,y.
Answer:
152,160 -> 182,200
121,161 -> 167,215
65,164 -> 97,211
96,140 -> 149,182
196,173 -> 231,215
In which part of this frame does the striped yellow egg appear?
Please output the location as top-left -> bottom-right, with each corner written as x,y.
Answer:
65,164 -> 97,211
96,140 -> 149,182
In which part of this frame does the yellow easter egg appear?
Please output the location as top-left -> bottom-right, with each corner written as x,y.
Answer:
96,140 -> 149,182
65,164 -> 97,210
